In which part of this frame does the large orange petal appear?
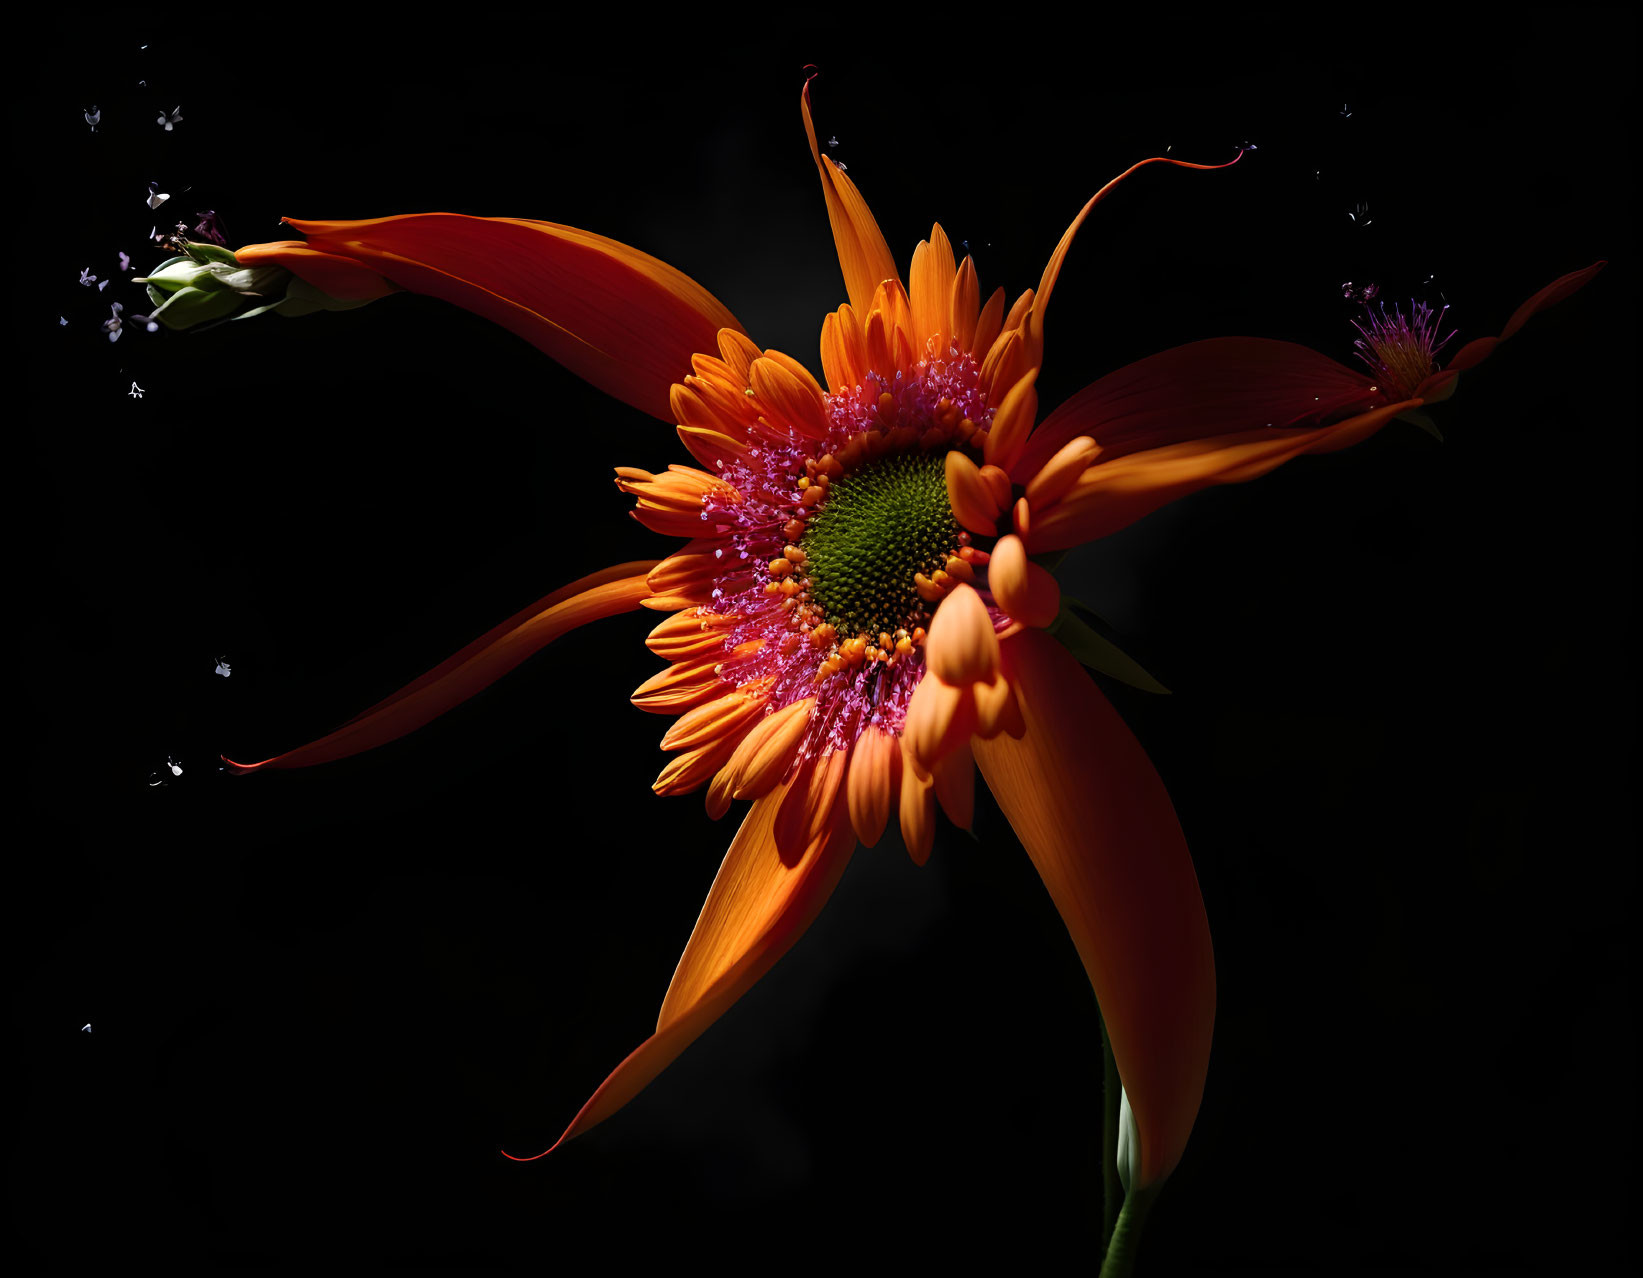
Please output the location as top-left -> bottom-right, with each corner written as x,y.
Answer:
514,782 -> 857,1156
1028,398 -> 1419,551
269,215 -> 743,423
801,74 -> 902,316
1015,338 -> 1380,482
223,563 -> 657,772
973,628 -> 1213,1187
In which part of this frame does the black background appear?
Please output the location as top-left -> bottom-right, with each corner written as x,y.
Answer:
15,12 -> 1636,1272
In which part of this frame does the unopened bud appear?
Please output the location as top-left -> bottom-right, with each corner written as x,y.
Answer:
133,242 -> 383,331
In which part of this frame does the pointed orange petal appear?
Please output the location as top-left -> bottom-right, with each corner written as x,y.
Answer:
224,563 -> 657,773
904,676 -> 978,774
945,449 -> 1000,536
989,534 -> 1060,628
279,214 -> 742,423
727,698 -> 815,799
231,240 -> 398,301
1024,153 -> 1241,371
898,739 -> 936,866
1029,398 -> 1419,551
774,748 -> 850,864
971,287 -> 1006,362
845,725 -> 899,847
819,311 -> 855,395
973,628 -> 1214,1187
925,584 -> 999,685
750,355 -> 829,439
631,651 -> 737,713
931,740 -> 975,831
801,76 -> 901,315
1023,436 -> 1101,510
527,782 -> 856,1155
983,370 -> 1038,474
909,224 -> 957,358
949,256 -> 980,355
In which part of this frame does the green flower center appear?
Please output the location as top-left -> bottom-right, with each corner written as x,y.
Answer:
798,450 -> 961,639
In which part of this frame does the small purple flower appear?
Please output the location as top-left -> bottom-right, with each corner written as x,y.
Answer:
78,266 -> 97,287
119,251 -> 131,272
191,209 -> 228,246
103,302 -> 125,343
1352,300 -> 1458,400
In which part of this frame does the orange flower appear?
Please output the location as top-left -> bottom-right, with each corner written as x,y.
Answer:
216,77 -> 1601,1193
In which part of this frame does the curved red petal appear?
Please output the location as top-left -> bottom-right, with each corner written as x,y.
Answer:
223,562 -> 657,772
973,628 -> 1213,1187
1015,338 -> 1380,483
1446,260 -> 1607,373
1029,398 -> 1419,551
279,214 -> 744,422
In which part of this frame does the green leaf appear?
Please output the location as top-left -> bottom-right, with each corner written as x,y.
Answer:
1046,598 -> 1171,694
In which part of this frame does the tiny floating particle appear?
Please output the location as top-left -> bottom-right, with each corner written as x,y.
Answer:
84,106 -> 100,132
157,106 -> 183,132
147,182 -> 170,210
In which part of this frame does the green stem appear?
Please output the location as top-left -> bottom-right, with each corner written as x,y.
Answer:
1099,1013 -> 1120,1255
1097,1182 -> 1159,1278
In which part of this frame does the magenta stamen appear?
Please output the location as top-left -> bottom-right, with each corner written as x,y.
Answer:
1351,300 -> 1458,400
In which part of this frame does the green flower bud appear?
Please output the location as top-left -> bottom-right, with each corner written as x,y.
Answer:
132,242 -> 387,332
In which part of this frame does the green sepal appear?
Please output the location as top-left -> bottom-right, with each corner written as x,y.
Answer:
1397,407 -> 1444,441
1045,597 -> 1171,694
180,241 -> 241,267
146,283 -> 248,328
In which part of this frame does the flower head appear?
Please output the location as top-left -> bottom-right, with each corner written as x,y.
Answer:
207,74 -> 1603,1195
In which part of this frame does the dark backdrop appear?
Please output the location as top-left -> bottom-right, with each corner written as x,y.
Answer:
15,12 -> 1636,1272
